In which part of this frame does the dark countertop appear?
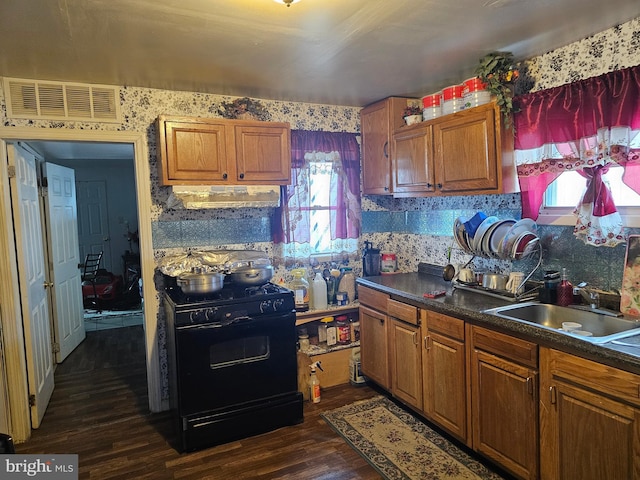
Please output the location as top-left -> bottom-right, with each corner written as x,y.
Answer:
357,272 -> 640,375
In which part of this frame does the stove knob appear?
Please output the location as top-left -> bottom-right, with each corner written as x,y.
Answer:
205,307 -> 219,321
189,310 -> 207,323
273,298 -> 285,311
260,300 -> 273,313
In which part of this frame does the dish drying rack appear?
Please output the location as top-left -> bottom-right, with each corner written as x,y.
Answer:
451,233 -> 543,303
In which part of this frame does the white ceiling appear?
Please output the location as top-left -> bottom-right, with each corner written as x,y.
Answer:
1,0 -> 639,108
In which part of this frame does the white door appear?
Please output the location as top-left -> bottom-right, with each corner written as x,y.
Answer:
76,180 -> 112,273
43,163 -> 86,363
7,143 -> 54,429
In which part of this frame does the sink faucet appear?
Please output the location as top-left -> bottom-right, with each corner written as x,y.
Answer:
573,282 -> 600,309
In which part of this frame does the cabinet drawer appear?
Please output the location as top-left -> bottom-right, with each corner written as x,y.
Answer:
387,298 -> 418,325
545,348 -> 640,407
426,311 -> 464,340
358,286 -> 389,312
471,325 -> 538,368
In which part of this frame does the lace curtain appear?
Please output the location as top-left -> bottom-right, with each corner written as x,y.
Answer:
513,64 -> 640,247
272,130 -> 361,261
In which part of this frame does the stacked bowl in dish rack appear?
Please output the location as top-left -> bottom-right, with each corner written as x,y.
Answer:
454,213 -> 539,260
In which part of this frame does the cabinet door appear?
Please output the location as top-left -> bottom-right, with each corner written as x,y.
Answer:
160,119 -> 231,184
361,98 -> 410,195
471,349 -> 538,480
392,124 -> 435,195
423,329 -> 467,443
234,124 -> 291,184
540,348 -> 640,480
542,380 -> 640,480
360,305 -> 390,389
389,319 -> 422,408
433,103 -> 499,194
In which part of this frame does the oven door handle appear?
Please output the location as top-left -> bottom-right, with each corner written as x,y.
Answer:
216,316 -> 253,328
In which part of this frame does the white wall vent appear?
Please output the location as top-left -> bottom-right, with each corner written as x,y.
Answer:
3,77 -> 121,123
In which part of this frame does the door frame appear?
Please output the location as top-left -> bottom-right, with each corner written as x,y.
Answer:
0,128 -> 160,442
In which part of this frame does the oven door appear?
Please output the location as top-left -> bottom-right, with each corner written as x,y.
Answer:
174,311 -> 298,416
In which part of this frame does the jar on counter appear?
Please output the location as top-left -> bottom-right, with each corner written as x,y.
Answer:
326,319 -> 338,347
350,318 -> 360,342
336,315 -> 351,345
338,267 -> 356,303
318,316 -> 333,344
298,333 -> 310,351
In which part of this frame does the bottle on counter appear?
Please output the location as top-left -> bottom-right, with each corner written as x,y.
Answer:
290,269 -> 309,312
312,271 -> 328,310
556,268 -> 573,307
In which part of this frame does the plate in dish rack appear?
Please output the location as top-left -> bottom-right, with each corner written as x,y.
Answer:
500,218 -> 537,259
472,216 -> 499,253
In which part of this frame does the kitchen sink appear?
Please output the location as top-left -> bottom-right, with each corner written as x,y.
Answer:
483,302 -> 640,344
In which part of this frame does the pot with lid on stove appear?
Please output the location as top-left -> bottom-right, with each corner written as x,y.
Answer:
176,267 -> 225,295
225,261 -> 274,286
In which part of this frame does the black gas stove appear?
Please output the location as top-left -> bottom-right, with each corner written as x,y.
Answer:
163,281 -> 303,452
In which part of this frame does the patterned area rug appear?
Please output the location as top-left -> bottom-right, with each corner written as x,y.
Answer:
321,395 -> 505,480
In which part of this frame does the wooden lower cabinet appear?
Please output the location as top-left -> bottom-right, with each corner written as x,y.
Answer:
422,310 -> 468,444
389,318 -> 422,408
360,305 -> 390,389
540,348 -> 640,480
470,325 -> 539,480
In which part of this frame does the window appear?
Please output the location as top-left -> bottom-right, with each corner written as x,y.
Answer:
273,131 -> 361,261
539,165 -> 640,227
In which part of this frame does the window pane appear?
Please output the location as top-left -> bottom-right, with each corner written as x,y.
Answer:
545,165 -> 640,207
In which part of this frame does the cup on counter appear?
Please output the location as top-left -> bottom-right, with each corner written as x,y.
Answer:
458,268 -> 474,283
561,322 -> 582,332
506,272 -> 525,294
482,274 -> 507,291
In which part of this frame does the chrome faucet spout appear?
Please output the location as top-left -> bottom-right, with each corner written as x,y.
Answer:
574,283 -> 600,309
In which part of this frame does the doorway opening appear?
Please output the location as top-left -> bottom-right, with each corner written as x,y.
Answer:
0,128 -> 160,444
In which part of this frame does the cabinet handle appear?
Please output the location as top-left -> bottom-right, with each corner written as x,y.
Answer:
383,141 -> 389,158
222,173 -> 228,179
379,318 -> 384,325
412,331 -> 418,346
239,173 -> 245,179
384,186 -> 389,191
437,183 -> 443,189
526,376 -> 534,396
549,385 -> 557,405
427,183 -> 432,188
425,335 -> 431,351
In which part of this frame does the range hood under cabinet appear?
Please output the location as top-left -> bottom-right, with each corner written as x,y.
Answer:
157,115 -> 291,186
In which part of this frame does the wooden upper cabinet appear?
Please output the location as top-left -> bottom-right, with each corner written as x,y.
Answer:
157,115 -> 291,186
433,102 -> 499,194
361,97 -> 417,195
393,123 -> 435,195
234,124 -> 291,184
390,101 -> 518,197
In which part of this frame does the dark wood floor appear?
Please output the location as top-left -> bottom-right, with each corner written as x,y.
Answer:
17,326 -> 383,479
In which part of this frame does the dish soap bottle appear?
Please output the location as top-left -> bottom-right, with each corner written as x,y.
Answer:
556,268 -> 573,307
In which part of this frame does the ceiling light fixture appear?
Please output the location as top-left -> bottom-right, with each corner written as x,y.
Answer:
274,0 -> 300,6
